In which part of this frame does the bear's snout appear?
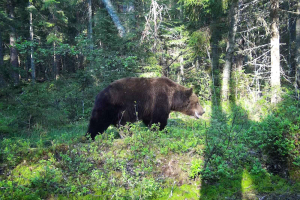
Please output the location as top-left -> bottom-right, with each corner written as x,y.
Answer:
194,110 -> 205,119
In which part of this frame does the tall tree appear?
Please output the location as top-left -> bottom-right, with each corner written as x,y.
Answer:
88,0 -> 93,50
28,1 -> 35,83
221,0 -> 239,101
102,0 -> 125,37
8,0 -> 19,85
296,2 -> 300,94
0,30 -> 3,67
210,0 -> 223,105
0,30 -> 5,87
270,0 -> 281,103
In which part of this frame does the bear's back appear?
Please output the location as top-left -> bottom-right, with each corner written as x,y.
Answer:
104,77 -> 179,106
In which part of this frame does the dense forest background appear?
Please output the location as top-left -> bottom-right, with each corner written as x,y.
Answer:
1,0 -> 300,199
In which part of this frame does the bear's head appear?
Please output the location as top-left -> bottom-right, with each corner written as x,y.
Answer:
172,88 -> 205,118
185,90 -> 205,119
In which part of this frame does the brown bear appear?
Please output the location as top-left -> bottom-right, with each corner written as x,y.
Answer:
87,77 -> 205,140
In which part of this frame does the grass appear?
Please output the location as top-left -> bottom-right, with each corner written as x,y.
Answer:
1,83 -> 300,199
1,111 -> 300,199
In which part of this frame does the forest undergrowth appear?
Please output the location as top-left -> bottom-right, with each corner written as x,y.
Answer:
1,82 -> 300,200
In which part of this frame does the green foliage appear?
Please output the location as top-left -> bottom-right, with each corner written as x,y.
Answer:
199,108 -> 250,181
1,105 -> 300,199
248,96 -> 300,174
0,138 -> 30,167
0,73 -> 96,136
189,31 -> 209,57
180,0 -> 211,21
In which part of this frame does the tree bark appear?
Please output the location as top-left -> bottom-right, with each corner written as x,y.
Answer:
53,31 -> 57,79
0,31 -> 3,67
88,0 -> 93,50
178,56 -> 184,84
29,2 -> 35,83
270,0 -> 281,103
210,21 -> 222,106
287,0 -> 292,76
8,0 -> 19,85
101,0 -> 125,37
222,0 -> 239,101
53,14 -> 59,80
0,30 -> 6,87
296,2 -> 300,92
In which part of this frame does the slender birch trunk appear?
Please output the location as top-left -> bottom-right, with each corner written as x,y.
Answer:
287,0 -> 292,76
29,2 -> 35,83
101,0 -> 125,37
53,13 -> 59,80
88,0 -> 93,50
178,56 -> 184,84
270,0 -> 281,104
53,30 -> 57,79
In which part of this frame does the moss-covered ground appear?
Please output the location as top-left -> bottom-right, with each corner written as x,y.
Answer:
1,110 -> 300,199
1,82 -> 300,199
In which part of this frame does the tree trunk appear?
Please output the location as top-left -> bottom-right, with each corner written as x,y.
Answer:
270,0 -> 281,103
221,0 -> 239,101
53,14 -> 59,80
0,31 -> 3,67
287,0 -> 292,76
53,39 -> 60,80
8,0 -> 19,85
0,30 -> 6,87
88,0 -> 93,50
29,2 -> 35,83
153,0 -> 158,52
101,0 -> 125,37
296,2 -> 300,93
53,37 -> 57,79
178,56 -> 184,84
210,21 -> 222,106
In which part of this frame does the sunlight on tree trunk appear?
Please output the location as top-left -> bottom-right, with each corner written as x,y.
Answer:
177,56 -> 184,84
53,26 -> 58,80
287,0 -> 292,76
52,8 -> 59,80
270,0 -> 281,104
88,0 -> 93,50
222,0 -> 239,101
29,2 -> 35,83
102,0 -> 125,37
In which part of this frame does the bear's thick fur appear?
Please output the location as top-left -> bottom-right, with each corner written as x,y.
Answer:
87,77 -> 204,139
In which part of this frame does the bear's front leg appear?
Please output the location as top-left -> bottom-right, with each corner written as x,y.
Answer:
87,109 -> 112,140
150,97 -> 170,131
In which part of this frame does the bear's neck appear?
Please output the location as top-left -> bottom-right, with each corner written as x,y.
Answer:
171,90 -> 189,112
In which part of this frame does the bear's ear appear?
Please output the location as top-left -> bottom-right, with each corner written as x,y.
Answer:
186,88 -> 193,97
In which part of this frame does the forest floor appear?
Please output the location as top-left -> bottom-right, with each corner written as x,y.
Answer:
1,109 -> 300,200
